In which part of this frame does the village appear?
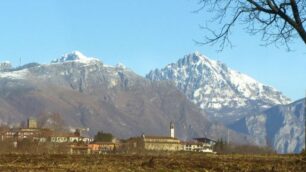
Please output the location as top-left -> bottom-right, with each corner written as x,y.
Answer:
0,118 -> 216,154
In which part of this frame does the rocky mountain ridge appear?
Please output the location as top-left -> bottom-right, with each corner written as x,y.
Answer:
146,52 -> 291,124
231,98 -> 305,153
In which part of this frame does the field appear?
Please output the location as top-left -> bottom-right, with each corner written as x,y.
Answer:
0,153 -> 305,172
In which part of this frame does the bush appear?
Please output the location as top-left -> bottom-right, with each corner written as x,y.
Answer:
94,131 -> 113,142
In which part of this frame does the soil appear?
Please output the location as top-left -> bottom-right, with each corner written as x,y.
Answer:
0,153 -> 305,172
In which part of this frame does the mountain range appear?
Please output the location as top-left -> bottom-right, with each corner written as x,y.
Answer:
0,51 -> 248,143
0,51 -> 304,153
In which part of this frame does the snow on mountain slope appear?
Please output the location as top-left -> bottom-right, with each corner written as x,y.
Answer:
51,51 -> 100,64
0,51 -> 102,80
0,61 -> 28,80
0,69 -> 28,80
146,52 -> 291,123
0,52 -> 135,90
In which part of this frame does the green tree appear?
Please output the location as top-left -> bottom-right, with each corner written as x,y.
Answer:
94,131 -> 113,142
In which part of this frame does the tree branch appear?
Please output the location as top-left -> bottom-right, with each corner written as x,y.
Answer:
196,0 -> 306,49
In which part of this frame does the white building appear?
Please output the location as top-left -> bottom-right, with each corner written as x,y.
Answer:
182,138 -> 216,153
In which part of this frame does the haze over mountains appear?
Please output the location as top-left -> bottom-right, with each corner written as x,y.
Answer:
0,51 -> 304,153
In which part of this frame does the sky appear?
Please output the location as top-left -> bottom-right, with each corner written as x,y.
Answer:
0,0 -> 305,100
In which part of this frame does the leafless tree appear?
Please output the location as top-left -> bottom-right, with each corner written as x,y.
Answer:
197,0 -> 306,50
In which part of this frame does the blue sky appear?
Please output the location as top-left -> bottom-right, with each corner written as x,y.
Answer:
0,0 -> 305,100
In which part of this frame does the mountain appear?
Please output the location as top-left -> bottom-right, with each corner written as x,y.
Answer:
146,52 -> 291,124
231,99 -> 305,153
0,51 -> 249,143
51,51 -> 100,64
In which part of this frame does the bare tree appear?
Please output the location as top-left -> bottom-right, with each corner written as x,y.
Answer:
197,0 -> 306,50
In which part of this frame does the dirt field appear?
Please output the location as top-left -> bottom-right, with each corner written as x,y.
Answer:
0,153 -> 305,172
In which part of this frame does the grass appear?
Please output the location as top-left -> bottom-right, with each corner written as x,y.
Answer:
0,153 -> 305,172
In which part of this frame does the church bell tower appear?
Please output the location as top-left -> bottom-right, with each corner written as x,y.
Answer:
170,121 -> 175,138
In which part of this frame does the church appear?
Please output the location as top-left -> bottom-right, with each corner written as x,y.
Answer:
123,122 -> 182,152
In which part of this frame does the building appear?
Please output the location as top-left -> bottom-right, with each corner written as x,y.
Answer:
124,122 -> 182,152
68,135 -> 93,143
50,133 -> 70,143
182,137 -> 216,153
88,141 -> 118,154
194,138 -> 217,145
50,131 -> 92,143
0,118 -> 93,144
0,118 -> 39,141
16,128 -> 40,140
124,135 -> 182,152
182,141 -> 201,152
32,129 -> 53,143
69,143 -> 90,154
27,117 -> 37,129
182,141 -> 213,153
0,128 -> 18,141
141,135 -> 181,151
1,128 -> 41,141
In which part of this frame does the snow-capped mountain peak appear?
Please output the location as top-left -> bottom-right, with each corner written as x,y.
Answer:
116,63 -> 127,69
51,51 -> 100,64
176,52 -> 210,65
146,52 -> 291,123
